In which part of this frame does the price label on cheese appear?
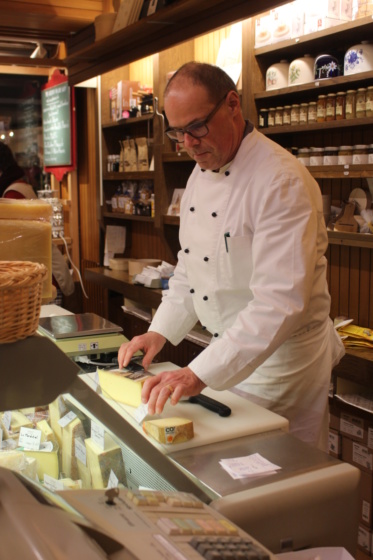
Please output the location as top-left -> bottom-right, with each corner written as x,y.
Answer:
19,427 -> 42,451
75,436 -> 87,465
58,411 -> 77,428
107,469 -> 119,489
91,421 -> 105,449
44,474 -> 64,492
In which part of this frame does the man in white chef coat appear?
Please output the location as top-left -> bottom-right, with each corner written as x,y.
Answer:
118,62 -> 345,450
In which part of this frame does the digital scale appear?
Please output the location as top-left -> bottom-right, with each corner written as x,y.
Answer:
38,312 -> 127,357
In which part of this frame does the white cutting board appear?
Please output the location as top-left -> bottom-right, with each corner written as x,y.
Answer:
80,362 -> 288,454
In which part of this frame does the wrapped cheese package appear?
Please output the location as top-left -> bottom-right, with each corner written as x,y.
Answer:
0,199 -> 53,298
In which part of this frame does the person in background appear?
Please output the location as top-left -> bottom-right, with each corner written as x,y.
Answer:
0,141 -> 74,299
0,141 -> 37,198
118,62 -> 345,450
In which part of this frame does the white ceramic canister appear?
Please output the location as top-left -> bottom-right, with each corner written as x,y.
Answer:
266,60 -> 290,91
344,41 -> 373,76
288,54 -> 315,86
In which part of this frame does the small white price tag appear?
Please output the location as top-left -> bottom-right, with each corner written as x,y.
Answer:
0,428 -> 2,446
107,469 -> 119,489
19,427 -> 42,451
58,411 -> 77,428
44,474 -> 64,492
75,437 -> 87,465
91,421 -> 105,449
39,441 -> 54,452
3,411 -> 11,431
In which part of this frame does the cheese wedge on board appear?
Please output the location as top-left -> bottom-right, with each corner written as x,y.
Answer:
97,367 -> 151,407
143,417 -> 194,444
85,434 -> 126,489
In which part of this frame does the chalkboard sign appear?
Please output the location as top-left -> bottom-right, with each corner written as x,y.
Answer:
41,81 -> 71,167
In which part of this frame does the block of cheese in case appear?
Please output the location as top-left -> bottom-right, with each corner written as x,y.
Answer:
143,417 -> 194,444
36,419 -> 57,444
23,443 -> 59,481
49,396 -> 68,452
97,367 -> 151,407
0,199 -> 52,298
0,450 -> 37,481
62,417 -> 86,480
77,456 -> 92,489
85,433 -> 126,489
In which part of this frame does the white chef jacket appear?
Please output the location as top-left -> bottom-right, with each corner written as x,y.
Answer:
149,127 -> 344,448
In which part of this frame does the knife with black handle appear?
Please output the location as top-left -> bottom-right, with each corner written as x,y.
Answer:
188,394 -> 231,417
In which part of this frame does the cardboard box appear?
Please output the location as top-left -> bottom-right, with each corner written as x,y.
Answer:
271,5 -> 292,43
329,428 -> 341,458
340,0 -> 353,20
360,469 -> 373,528
342,436 -> 373,473
329,403 -> 340,431
358,524 -> 372,554
117,80 -> 141,117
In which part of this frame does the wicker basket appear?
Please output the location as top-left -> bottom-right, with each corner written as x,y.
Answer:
0,261 -> 47,343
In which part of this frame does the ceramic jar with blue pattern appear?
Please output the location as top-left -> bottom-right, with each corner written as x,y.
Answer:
314,54 -> 341,80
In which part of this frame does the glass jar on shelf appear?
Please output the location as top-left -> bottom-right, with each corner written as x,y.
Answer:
335,92 -> 346,120
275,106 -> 283,126
356,88 -> 367,118
307,102 -> 317,124
290,104 -> 300,125
345,90 -> 356,120
268,107 -> 276,127
283,105 -> 291,125
326,93 -> 336,121
296,148 -> 310,166
366,86 -> 373,117
299,103 -> 308,124
323,147 -> 339,165
258,108 -> 269,128
338,146 -> 353,165
316,95 -> 326,122
309,147 -> 324,166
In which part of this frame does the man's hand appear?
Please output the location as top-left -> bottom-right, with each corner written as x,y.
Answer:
118,331 -> 166,370
141,366 -> 206,415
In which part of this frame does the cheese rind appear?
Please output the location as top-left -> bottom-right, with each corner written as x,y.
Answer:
97,368 -> 151,407
85,434 -> 126,489
143,417 -> 194,444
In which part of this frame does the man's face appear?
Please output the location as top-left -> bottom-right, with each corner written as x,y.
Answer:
164,82 -> 238,171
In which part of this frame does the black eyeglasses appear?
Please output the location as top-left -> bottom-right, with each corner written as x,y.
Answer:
165,93 -> 228,143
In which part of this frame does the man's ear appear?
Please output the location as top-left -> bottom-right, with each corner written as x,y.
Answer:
226,91 -> 241,114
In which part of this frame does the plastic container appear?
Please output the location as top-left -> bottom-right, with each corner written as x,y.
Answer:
352,144 -> 369,164
296,148 -> 310,166
309,147 -> 324,166
338,146 -> 353,165
323,147 -> 339,165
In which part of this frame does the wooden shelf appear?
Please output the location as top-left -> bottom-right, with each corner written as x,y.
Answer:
162,152 -> 194,163
306,164 -> 373,179
102,212 -> 153,222
163,214 -> 180,225
261,117 -> 373,135
254,72 -> 373,103
85,267 -> 162,309
64,0 -> 283,85
102,114 -> 154,129
328,231 -> 373,248
254,15 -> 373,61
103,171 -> 154,181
